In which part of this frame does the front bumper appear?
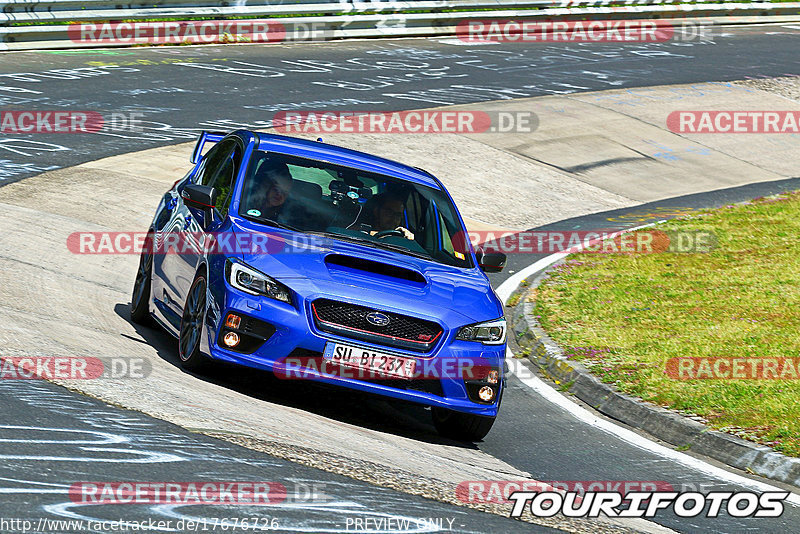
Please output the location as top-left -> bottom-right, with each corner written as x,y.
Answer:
205,285 -> 505,417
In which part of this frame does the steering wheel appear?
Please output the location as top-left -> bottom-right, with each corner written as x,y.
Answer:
374,229 -> 404,239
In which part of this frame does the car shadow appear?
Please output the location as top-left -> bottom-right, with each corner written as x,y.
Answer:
113,302 -> 484,449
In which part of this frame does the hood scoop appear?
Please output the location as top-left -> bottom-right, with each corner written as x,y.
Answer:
325,254 -> 427,286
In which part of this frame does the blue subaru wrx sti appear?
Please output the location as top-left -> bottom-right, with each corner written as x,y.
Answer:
131,130 -> 508,440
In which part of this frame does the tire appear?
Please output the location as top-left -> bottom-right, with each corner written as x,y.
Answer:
431,407 -> 496,442
178,273 -> 211,371
130,233 -> 154,326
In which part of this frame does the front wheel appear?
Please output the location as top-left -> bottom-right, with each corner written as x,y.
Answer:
432,407 -> 496,442
130,233 -> 153,325
179,273 -> 210,371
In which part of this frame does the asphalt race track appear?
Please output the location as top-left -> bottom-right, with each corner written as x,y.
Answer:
0,379 -> 546,533
1,24 -> 800,533
2,24 -> 800,183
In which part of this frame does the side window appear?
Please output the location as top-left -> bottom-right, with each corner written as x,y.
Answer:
196,140 -> 235,186
211,146 -> 242,218
196,140 -> 241,218
439,210 -> 455,255
433,198 -> 467,263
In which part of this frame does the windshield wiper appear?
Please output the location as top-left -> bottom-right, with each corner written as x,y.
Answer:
312,231 -> 433,260
372,241 -> 433,260
242,215 -> 300,232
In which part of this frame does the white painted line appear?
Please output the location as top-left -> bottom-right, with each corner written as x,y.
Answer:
0,448 -> 185,463
496,252 -> 566,303
497,225 -> 800,505
435,38 -> 499,46
0,425 -> 128,445
496,223 -> 655,303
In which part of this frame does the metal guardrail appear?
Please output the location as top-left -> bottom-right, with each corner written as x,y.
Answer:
0,0 -> 782,19
1,0 -> 799,50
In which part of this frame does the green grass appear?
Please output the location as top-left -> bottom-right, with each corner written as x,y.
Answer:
530,191 -> 800,456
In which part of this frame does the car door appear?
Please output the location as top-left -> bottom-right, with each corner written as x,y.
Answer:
160,139 -> 242,317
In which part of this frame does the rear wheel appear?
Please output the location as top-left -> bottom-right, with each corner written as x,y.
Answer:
179,273 -> 210,371
432,407 -> 496,442
130,233 -> 153,325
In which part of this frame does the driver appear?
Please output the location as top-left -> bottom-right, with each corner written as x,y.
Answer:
369,192 -> 414,240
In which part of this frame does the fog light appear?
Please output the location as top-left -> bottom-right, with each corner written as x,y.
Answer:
478,386 -> 495,402
223,331 -> 240,347
487,370 -> 499,384
225,313 -> 242,329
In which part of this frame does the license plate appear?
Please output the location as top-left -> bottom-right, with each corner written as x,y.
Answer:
323,342 -> 417,380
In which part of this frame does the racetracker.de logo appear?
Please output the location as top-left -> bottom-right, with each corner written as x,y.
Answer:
0,356 -> 150,380
462,230 -> 717,255
68,21 -> 332,45
68,231 -> 288,255
666,357 -> 800,380
455,20 -> 711,43
0,111 -> 104,134
272,355 -> 497,381
272,110 -> 538,134
667,111 -> 800,133
69,482 -> 287,505
66,229 -> 717,255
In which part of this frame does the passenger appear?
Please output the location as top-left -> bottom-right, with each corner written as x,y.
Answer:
252,161 -> 293,220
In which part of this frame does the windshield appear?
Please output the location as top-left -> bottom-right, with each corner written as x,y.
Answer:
238,150 -> 473,268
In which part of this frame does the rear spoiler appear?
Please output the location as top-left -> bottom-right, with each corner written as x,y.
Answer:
190,131 -> 227,164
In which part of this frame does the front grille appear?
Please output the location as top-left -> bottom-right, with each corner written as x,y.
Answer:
311,298 -> 443,352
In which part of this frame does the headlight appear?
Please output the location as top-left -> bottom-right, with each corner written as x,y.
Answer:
455,318 -> 506,345
225,259 -> 292,304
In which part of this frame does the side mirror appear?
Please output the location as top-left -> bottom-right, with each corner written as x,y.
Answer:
181,184 -> 218,229
476,248 -> 506,273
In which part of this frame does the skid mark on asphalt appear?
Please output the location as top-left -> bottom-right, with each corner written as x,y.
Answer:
0,380 -> 531,533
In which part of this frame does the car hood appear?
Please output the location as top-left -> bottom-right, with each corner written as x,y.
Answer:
231,219 -> 503,324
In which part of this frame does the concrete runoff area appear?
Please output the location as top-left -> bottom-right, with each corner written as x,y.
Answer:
1,80 -> 799,529
457,82 -> 799,203
273,81 -> 800,229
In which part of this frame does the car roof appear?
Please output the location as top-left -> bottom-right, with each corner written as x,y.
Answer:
252,132 -> 441,188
